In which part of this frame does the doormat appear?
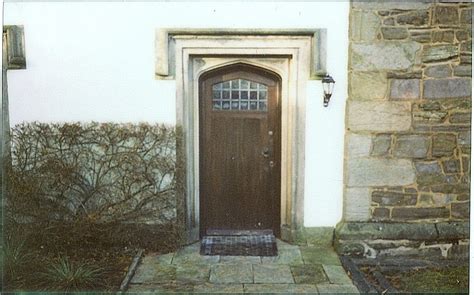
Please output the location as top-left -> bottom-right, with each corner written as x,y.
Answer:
200,234 -> 277,256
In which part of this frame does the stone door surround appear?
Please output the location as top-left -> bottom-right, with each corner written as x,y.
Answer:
155,28 -> 328,243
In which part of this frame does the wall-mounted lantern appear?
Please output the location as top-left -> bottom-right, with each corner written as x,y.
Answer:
322,74 -> 335,107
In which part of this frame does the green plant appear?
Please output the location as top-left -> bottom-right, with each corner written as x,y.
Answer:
3,237 -> 34,287
40,256 -> 105,291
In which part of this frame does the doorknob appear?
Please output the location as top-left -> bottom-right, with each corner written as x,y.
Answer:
262,147 -> 270,158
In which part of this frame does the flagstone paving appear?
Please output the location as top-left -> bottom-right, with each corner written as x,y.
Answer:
127,240 -> 359,293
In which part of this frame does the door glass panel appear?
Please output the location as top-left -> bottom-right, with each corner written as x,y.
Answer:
212,79 -> 268,112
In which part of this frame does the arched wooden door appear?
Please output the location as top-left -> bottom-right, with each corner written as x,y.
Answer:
199,64 -> 281,237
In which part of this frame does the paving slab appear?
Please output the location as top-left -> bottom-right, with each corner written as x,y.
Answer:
142,252 -> 175,265
194,283 -> 244,293
219,255 -> 262,264
261,247 -> 304,265
244,283 -> 319,293
253,264 -> 294,284
291,264 -> 329,284
172,244 -> 219,265
210,264 -> 253,284
176,264 -> 211,283
323,264 -> 353,285
127,282 -> 194,293
130,263 -> 176,284
300,246 -> 342,265
317,283 -> 360,294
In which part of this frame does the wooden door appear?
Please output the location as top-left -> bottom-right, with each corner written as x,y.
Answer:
199,64 -> 281,237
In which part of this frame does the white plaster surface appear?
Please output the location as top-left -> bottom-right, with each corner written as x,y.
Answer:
4,1 -> 349,227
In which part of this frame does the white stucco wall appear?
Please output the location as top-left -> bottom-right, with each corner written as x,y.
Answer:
4,1 -> 349,227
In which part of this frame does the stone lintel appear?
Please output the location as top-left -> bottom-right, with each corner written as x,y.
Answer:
155,28 -> 327,79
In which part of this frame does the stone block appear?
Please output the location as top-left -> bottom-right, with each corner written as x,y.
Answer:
453,65 -> 472,77
382,27 -> 409,40
346,133 -> 372,158
317,284 -> 360,294
335,222 -> 438,240
460,8 -> 472,24
393,134 -> 430,158
424,64 -> 452,78
422,45 -> 458,63
437,221 -> 470,239
391,207 -> 450,220
458,131 -> 471,145
383,17 -> 395,25
460,41 -> 472,53
432,30 -> 455,43
209,264 -> 253,284
442,159 -> 461,173
372,207 -> 390,220
461,156 -> 470,172
390,79 -> 420,100
290,265 -> 328,284
351,10 -> 381,42
351,42 -> 421,71
347,101 -> 411,132
451,202 -> 469,219
322,265 -> 353,285
410,29 -> 431,43
244,284 -> 318,294
460,53 -> 471,64
372,191 -> 417,206
455,30 -> 470,42
415,161 -> 446,186
449,112 -> 471,124
371,134 -> 391,156
347,158 -> 416,187
344,187 -> 371,221
350,71 -> 387,100
397,10 -> 430,26
253,265 -> 294,284
431,184 -> 469,194
434,6 -> 459,25
423,78 -> 471,99
432,133 -> 457,157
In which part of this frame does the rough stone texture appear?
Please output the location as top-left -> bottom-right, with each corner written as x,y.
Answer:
451,202 -> 469,219
209,264 -> 253,284
396,10 -> 430,26
434,6 -> 459,25
453,65 -> 472,77
432,133 -> 457,157
432,30 -> 455,43
389,79 -> 420,100
323,265 -> 353,285
291,264 -> 328,284
422,45 -> 458,62
344,187 -> 371,221
392,207 -> 450,220
382,27 -> 409,40
347,158 -> 416,187
372,207 -> 390,220
371,134 -> 391,156
351,42 -> 421,71
442,159 -> 461,174
346,133 -> 372,158
347,101 -> 411,132
423,78 -> 471,99
351,10 -> 381,42
350,71 -> 387,100
372,191 -> 417,206
346,1 -> 471,250
449,112 -> 471,124
424,64 -> 452,78
393,134 -> 430,158
253,265 -> 294,284
410,29 -> 432,43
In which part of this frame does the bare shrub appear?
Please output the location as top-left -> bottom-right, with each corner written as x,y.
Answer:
7,122 -> 176,226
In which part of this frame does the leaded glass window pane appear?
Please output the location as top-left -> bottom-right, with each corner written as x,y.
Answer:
212,79 -> 268,112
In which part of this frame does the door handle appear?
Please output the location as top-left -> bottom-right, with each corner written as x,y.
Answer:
262,147 -> 270,158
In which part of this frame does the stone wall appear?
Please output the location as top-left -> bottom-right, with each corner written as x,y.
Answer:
338,0 -> 471,257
